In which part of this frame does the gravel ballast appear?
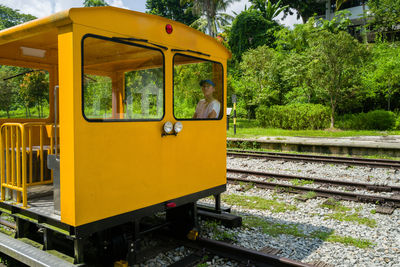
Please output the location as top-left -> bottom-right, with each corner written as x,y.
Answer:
137,156 -> 400,266
206,156 -> 400,267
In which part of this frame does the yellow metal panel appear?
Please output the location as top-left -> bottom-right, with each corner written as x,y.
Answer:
67,7 -> 230,60
58,27 -> 77,226
0,10 -> 71,46
0,8 -> 229,226
71,25 -> 227,225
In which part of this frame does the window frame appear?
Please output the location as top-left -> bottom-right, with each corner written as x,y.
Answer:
81,33 -> 166,122
172,53 -> 224,121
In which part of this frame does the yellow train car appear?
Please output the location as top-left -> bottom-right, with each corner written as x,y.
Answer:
0,6 -> 230,265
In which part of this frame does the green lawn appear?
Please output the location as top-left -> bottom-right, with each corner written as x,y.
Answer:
227,119 -> 400,138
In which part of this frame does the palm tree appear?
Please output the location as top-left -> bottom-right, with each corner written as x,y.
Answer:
250,0 -> 289,21
83,0 -> 108,7
181,0 -> 239,37
335,0 -> 350,11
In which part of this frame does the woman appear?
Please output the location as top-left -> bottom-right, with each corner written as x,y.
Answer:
193,79 -> 220,119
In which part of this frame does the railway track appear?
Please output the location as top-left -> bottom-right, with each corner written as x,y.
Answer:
227,149 -> 400,169
171,237 -> 313,267
227,168 -> 400,209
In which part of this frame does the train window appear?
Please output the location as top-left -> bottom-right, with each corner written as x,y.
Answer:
173,54 -> 223,120
83,74 -> 112,119
0,66 -> 49,119
82,35 -> 164,121
124,68 -> 164,119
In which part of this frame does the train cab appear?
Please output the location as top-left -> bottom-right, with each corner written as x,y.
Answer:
0,6 -> 230,264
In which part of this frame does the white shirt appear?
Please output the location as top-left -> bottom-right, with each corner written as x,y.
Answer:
195,99 -> 220,118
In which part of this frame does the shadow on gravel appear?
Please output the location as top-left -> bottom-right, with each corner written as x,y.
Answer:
238,213 -> 336,261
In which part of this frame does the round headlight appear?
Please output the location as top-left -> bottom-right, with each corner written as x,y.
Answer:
174,122 -> 183,133
163,121 -> 173,134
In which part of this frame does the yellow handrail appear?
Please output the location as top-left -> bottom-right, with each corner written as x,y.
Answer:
0,123 -> 55,208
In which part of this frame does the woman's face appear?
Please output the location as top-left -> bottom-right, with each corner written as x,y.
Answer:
201,84 -> 215,98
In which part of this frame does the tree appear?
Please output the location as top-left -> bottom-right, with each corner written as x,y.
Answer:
0,5 -> 36,30
146,0 -> 199,25
249,0 -> 289,21
274,18 -> 317,53
367,0 -> 400,40
307,30 -> 368,128
237,45 -> 287,118
83,0 -> 109,7
229,10 -> 281,60
250,0 -> 325,23
0,71 -> 15,118
181,0 -> 239,37
335,0 -> 350,11
362,42 -> 400,111
20,71 -> 49,118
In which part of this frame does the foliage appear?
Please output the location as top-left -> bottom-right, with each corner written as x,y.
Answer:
239,45 -> 287,110
181,0 -> 239,37
0,4 -> 36,30
396,115 -> 400,130
249,0 -> 289,21
317,10 -> 352,33
256,103 -> 330,130
83,0 -> 109,7
336,110 -> 396,130
145,0 -> 199,25
307,30 -> 368,128
274,18 -> 317,52
83,75 -> 112,118
361,42 -> 400,111
250,0 -> 325,23
20,71 -> 49,118
190,11 -> 234,35
367,0 -> 400,39
0,71 -> 14,118
335,0 -> 351,11
229,10 -> 281,60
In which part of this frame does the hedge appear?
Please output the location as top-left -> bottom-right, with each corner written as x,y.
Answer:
256,104 -> 330,130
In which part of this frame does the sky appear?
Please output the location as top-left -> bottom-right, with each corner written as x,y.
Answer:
0,0 -> 301,27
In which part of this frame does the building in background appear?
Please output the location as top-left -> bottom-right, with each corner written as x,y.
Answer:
318,0 -> 371,41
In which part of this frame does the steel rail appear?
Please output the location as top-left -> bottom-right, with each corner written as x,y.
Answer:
181,237 -> 314,267
227,176 -> 400,208
227,168 -> 400,193
227,150 -> 400,169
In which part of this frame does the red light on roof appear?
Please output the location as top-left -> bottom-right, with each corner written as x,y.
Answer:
166,24 -> 173,34
166,202 -> 176,208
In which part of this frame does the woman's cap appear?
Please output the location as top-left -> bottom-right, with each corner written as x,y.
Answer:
199,79 -> 215,87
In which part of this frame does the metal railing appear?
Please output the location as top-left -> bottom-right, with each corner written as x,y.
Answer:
0,123 -> 55,208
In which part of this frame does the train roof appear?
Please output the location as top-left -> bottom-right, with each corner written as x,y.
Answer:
0,6 -> 231,67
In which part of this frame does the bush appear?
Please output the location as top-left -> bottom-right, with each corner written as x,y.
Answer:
256,104 -> 330,130
336,110 -> 396,130
396,115 -> 400,130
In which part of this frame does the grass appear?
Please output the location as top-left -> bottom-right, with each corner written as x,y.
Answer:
325,213 -> 377,228
203,220 -> 237,242
239,181 -> 255,191
291,179 -> 314,186
295,191 -> 317,201
243,216 -> 373,249
320,198 -> 352,212
227,119 -> 400,138
320,198 -> 377,228
222,194 -> 297,213
0,106 -> 49,119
